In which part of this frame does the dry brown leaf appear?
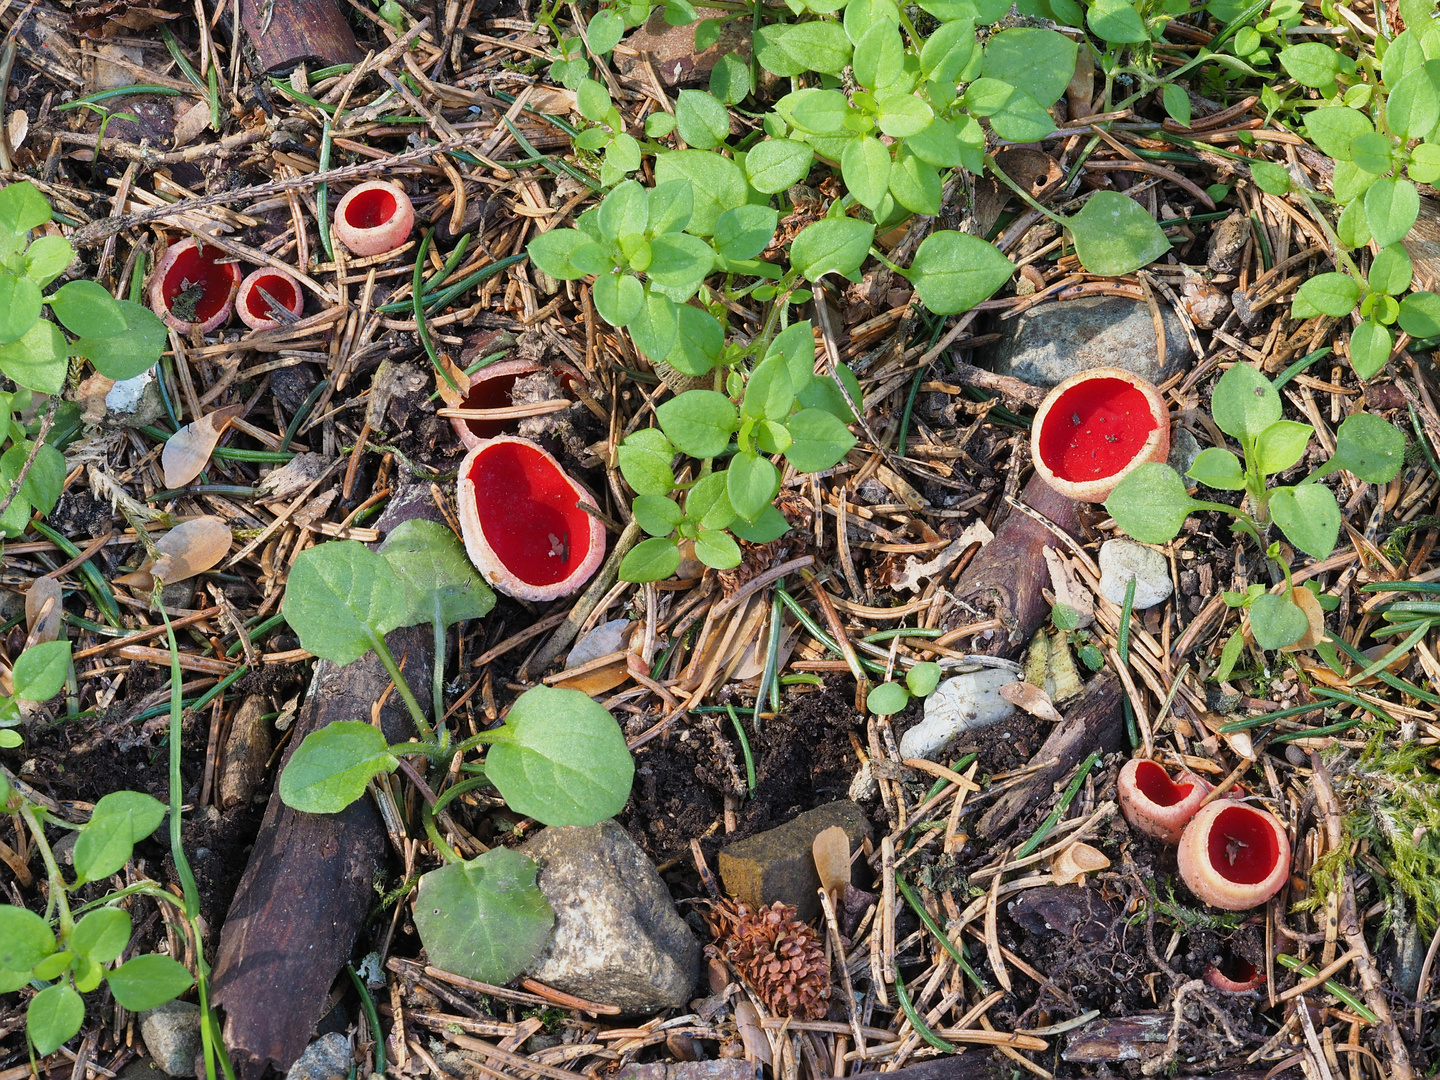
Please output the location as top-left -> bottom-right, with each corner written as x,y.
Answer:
25,577 -> 63,644
172,98 -> 212,149
1049,842 -> 1110,887
1280,587 -> 1326,654
812,825 -> 850,903
8,110 -> 28,156
152,517 -> 233,584
732,1001 -> 772,1066
999,680 -> 1064,723
161,405 -> 243,490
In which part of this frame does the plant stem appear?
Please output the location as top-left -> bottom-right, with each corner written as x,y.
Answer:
18,803 -> 72,938
984,155 -> 1068,226
366,628 -> 434,740
432,616 -> 446,738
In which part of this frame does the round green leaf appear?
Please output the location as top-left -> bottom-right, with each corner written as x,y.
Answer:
841,136 -> 892,211
1067,191 -> 1169,276
592,272 -> 645,326
281,540 -> 413,665
27,983 -> 84,1055
1369,245 -> 1413,297
1249,593 -> 1308,651
278,721 -> 400,814
528,229 -> 601,281
1187,447 -> 1247,490
107,954 -> 195,1012
694,528 -> 742,568
790,218 -> 875,281
654,151 -> 748,236
379,519 -> 495,629
905,661 -> 942,697
783,407 -> 856,471
1399,291 -> 1440,338
1348,319 -> 1392,380
632,494 -> 683,536
23,235 -> 74,288
866,681 -> 909,715
1210,362 -> 1280,444
1269,483 -> 1340,559
70,908 -> 132,965
979,27 -> 1077,107
73,299 -> 168,381
1103,462 -> 1196,544
0,272 -> 42,346
413,849 -> 554,984
1329,412 -> 1405,483
676,89 -> 732,149
1365,177 -> 1420,249
907,230 -> 1015,314
0,317 -> 68,395
12,638 -> 71,702
656,390 -> 737,458
1296,273 -> 1359,318
1253,420 -> 1313,476
618,428 -> 678,495
1249,159 -> 1290,195
745,139 -> 814,194
1386,63 -> 1440,139
727,452 -> 780,522
619,536 -> 683,582
1087,0 -> 1148,44
49,280 -> 125,338
0,904 -> 56,972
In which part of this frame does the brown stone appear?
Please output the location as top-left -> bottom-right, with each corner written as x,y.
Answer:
615,7 -> 751,87
717,801 -> 870,924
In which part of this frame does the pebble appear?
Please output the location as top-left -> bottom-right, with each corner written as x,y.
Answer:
897,667 -> 1020,761
1097,540 -> 1174,611
979,295 -> 1191,387
283,1034 -> 352,1080
1167,427 -> 1201,477
717,801 -> 871,924
140,1002 -> 201,1077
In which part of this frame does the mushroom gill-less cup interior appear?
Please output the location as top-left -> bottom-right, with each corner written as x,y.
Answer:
334,181 -> 415,257
1117,758 -> 1211,844
236,267 -> 305,331
1177,801 -> 1291,911
448,359 -> 582,449
456,435 -> 606,602
1205,949 -> 1265,993
148,238 -> 242,333
1031,366 -> 1170,502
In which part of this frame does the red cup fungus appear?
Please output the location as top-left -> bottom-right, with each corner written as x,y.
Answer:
1205,949 -> 1265,993
449,359 -> 582,450
1177,802 -> 1291,911
1117,758 -> 1211,844
457,435 -> 606,602
1031,366 -> 1170,502
334,181 -> 414,257
149,238 -> 242,333
236,267 -> 305,331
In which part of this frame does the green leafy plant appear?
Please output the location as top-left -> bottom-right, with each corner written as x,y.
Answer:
1104,363 -> 1405,649
865,661 -> 942,716
0,779 -> 196,1056
274,532 -> 634,981
0,638 -> 73,746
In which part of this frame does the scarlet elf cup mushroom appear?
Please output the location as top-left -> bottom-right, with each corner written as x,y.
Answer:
448,359 -> 583,450
236,267 -> 305,331
1031,366 -> 1170,502
1176,801 -> 1291,911
456,436 -> 605,602
1117,759 -> 1211,844
149,238 -> 242,333
333,181 -> 414,257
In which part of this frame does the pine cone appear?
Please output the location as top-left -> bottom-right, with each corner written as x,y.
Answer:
709,900 -> 830,1020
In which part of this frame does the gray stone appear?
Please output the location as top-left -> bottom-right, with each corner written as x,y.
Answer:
898,667 -> 1020,761
717,801 -> 871,924
1098,539 -> 1173,611
284,1034 -> 353,1080
979,295 -> 1192,387
140,1001 -> 202,1077
522,820 -> 698,1014
1167,426 -> 1201,477
616,1064 -> 760,1080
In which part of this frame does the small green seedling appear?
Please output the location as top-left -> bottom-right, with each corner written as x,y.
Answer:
0,639 -> 73,745
1105,363 -> 1404,650
866,661 -> 943,716
276,531 -> 635,982
0,777 -> 195,1056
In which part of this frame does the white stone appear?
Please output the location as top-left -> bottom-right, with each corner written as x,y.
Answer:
566,619 -> 633,669
140,1002 -> 201,1077
898,668 -> 1019,761
1098,539 -> 1173,610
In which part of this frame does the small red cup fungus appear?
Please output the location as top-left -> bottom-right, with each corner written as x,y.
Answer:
334,181 -> 414,257
1031,366 -> 1170,502
1117,759 -> 1211,844
457,435 -> 606,602
1205,949 -> 1265,993
449,359 -> 582,450
1177,802 -> 1291,911
236,267 -> 305,331
149,238 -> 242,333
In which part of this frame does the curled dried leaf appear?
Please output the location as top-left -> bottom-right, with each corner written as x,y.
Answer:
161,404 -> 243,490
1049,842 -> 1110,887
1279,587 -> 1326,654
812,825 -> 851,904
732,1001 -> 772,1066
999,680 -> 1064,724
25,577 -> 63,645
152,516 -> 233,584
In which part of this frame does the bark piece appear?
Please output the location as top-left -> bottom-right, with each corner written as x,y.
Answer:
210,485 -> 440,1079
240,0 -> 362,73
218,695 -> 273,810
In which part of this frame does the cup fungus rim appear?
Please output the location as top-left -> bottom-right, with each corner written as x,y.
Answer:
1030,366 -> 1170,503
1117,757 -> 1211,845
235,266 -> 305,331
447,359 -> 582,450
456,434 -> 606,602
334,180 -> 415,258
1177,800 -> 1291,911
148,237 -> 242,334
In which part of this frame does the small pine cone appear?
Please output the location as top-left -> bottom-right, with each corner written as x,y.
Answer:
715,900 -> 830,1020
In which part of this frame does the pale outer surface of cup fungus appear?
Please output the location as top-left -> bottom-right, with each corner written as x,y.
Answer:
456,435 -> 606,602
334,181 -> 415,257
236,267 -> 305,331
1177,801 -> 1291,911
1205,957 -> 1265,992
149,238 -> 241,333
1031,366 -> 1170,502
1117,758 -> 1212,844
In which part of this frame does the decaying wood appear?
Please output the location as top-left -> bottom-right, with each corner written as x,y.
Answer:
977,671 -> 1125,839
947,475 -> 1081,659
211,485 -> 441,1078
240,0 -> 363,72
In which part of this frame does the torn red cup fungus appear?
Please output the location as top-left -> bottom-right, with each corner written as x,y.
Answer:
457,435 -> 606,602
1031,366 -> 1170,502
334,181 -> 414,257
449,359 -> 582,450
1177,802 -> 1291,911
149,238 -> 242,333
236,267 -> 304,331
1205,949 -> 1265,993
1117,759 -> 1211,844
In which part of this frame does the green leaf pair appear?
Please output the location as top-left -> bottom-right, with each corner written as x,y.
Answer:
865,662 -> 943,716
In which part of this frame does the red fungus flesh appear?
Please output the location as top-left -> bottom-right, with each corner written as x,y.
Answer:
1206,806 -> 1281,885
467,441 -> 591,586
244,273 -> 299,321
345,187 -> 398,230
1134,761 -> 1194,807
1037,377 -> 1157,483
162,244 -> 235,324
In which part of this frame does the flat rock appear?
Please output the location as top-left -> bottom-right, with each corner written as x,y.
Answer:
1098,539 -> 1173,610
283,1034 -> 352,1080
616,7 -> 751,86
140,1002 -> 202,1077
717,801 -> 870,924
978,295 -> 1191,387
522,820 -> 698,1014
898,668 -> 1018,761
